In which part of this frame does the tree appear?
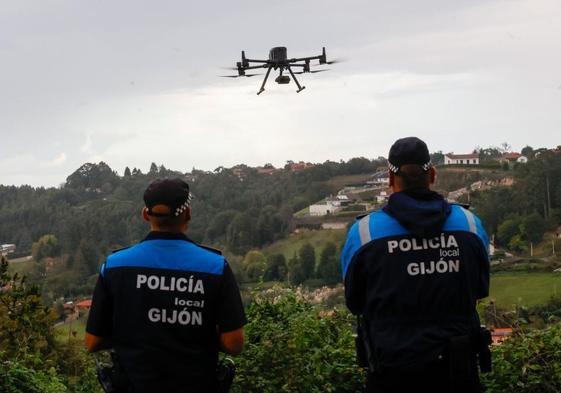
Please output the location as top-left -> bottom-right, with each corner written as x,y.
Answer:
288,253 -> 305,285
205,210 -> 238,242
227,213 -> 255,255
317,242 -> 340,284
430,151 -> 445,165
521,146 -> 534,159
520,212 -> 546,243
243,251 -> 267,282
478,147 -> 503,162
499,142 -> 512,154
31,235 -> 61,261
497,217 -> 522,246
65,162 -> 118,190
124,167 -> 132,177
0,256 -> 57,368
73,240 -> 100,279
298,243 -> 316,280
264,254 -> 287,281
149,162 -> 158,175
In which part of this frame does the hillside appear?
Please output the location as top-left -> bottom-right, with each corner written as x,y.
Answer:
490,272 -> 561,307
262,228 -> 347,261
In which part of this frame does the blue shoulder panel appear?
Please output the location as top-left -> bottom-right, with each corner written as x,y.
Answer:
341,206 -> 490,279
443,205 -> 490,253
103,240 -> 225,276
340,210 -> 409,278
340,220 -> 361,279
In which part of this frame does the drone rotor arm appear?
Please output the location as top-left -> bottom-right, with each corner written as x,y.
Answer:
288,55 -> 322,63
241,64 -> 269,70
244,59 -> 270,64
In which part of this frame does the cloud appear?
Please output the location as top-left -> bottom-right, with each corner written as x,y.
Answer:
0,0 -> 560,186
44,152 -> 67,167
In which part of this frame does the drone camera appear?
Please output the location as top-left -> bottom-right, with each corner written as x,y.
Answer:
275,75 -> 291,84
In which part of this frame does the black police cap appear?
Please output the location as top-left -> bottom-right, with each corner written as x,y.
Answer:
388,137 -> 432,174
143,178 -> 192,217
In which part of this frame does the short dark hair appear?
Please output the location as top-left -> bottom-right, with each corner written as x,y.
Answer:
396,164 -> 431,190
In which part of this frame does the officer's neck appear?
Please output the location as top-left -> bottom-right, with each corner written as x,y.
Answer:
149,224 -> 189,234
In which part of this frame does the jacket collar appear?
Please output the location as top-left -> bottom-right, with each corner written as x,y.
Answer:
142,231 -> 192,242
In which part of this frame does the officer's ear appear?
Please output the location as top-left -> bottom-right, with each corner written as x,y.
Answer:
389,170 -> 396,188
184,207 -> 192,222
429,167 -> 437,185
142,207 -> 151,222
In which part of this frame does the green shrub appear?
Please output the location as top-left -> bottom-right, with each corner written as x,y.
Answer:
232,287 -> 364,392
0,359 -> 67,393
482,324 -> 561,392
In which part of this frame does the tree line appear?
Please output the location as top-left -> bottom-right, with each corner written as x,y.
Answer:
239,241 -> 341,285
471,148 -> 561,251
0,157 -> 384,298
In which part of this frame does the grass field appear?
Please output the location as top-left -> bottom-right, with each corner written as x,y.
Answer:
55,314 -> 88,343
489,272 -> 561,308
262,228 -> 347,260
325,173 -> 373,191
7,257 -> 35,275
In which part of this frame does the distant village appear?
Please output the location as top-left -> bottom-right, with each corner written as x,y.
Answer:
300,150 -> 531,220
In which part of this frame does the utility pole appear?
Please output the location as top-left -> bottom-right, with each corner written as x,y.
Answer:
546,173 -> 552,219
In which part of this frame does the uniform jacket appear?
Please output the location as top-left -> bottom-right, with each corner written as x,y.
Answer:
341,189 -> 489,369
86,231 -> 246,393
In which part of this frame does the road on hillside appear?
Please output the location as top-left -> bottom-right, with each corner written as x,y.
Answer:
8,255 -> 32,263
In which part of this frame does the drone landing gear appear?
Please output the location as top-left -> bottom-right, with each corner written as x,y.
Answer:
287,66 -> 305,93
257,66 -> 273,95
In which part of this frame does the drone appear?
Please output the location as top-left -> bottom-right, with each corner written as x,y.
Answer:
221,47 -> 339,95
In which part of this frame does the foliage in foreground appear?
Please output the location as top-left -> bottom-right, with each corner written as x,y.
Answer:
0,360 -> 67,393
482,324 -> 561,393
0,257 -> 57,368
233,287 -> 364,393
0,256 -> 101,393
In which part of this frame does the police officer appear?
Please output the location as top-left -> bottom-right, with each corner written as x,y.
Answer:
341,137 -> 490,393
85,178 -> 246,393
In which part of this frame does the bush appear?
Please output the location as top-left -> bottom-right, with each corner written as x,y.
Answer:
0,359 -> 68,393
482,324 -> 561,392
232,287 -> 364,392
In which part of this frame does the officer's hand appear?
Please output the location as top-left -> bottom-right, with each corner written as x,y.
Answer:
219,328 -> 244,356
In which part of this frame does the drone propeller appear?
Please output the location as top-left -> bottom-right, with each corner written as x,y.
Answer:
320,58 -> 345,65
293,69 -> 330,75
220,73 -> 262,78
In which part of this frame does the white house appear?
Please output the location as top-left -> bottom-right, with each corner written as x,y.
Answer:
309,198 -> 344,216
1,244 -> 16,256
368,171 -> 390,185
376,191 -> 389,203
444,153 -> 480,165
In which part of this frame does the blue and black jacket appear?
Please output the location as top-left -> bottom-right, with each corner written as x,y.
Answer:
341,189 -> 489,370
86,231 -> 246,393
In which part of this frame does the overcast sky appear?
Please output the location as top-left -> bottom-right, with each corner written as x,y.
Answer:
1,0 -> 560,187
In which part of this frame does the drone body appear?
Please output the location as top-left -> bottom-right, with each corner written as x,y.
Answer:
222,47 -> 337,95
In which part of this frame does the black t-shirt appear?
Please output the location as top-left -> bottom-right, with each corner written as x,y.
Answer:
86,232 -> 246,393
